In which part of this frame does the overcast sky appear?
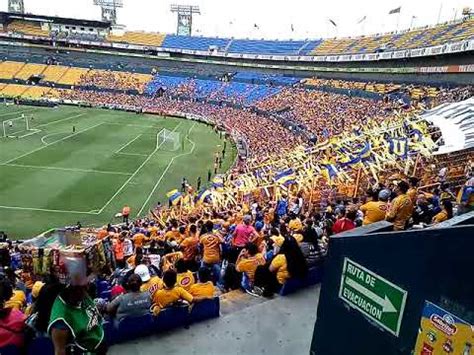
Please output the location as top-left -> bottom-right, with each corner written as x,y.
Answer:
2,0 -> 473,39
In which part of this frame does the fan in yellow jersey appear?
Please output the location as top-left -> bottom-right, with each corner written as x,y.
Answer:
175,259 -> 195,291
152,270 -> 207,315
360,189 -> 390,225
189,267 -> 216,298
386,181 -> 414,231
135,264 -> 162,296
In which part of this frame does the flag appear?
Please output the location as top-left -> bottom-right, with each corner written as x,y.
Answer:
212,175 -> 224,191
196,189 -> 212,204
274,168 -> 296,186
329,19 -> 337,27
357,15 -> 366,24
389,6 -> 401,14
388,137 -> 408,158
166,189 -> 182,206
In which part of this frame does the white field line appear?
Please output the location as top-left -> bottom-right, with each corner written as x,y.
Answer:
0,205 -> 98,215
116,152 -> 149,157
115,134 -> 142,154
104,122 -> 163,129
136,122 -> 197,217
4,163 -> 133,176
18,129 -> 41,139
41,131 -> 66,145
96,124 -> 181,214
1,122 -> 104,165
36,113 -> 86,128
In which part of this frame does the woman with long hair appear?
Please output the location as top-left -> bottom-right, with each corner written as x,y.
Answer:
432,200 -> 454,224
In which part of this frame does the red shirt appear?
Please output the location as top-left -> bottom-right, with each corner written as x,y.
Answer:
0,308 -> 26,348
332,218 -> 356,234
233,224 -> 256,247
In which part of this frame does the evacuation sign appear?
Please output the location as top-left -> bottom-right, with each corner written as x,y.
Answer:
338,257 -> 408,336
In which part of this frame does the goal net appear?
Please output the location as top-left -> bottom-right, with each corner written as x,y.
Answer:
158,128 -> 180,151
2,115 -> 33,138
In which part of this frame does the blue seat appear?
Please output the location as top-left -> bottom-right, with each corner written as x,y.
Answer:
99,290 -> 112,300
153,304 -> 189,333
114,314 -> 154,343
280,266 -> 324,296
189,297 -> 220,324
27,336 -> 54,355
0,345 -> 20,355
103,320 -> 115,346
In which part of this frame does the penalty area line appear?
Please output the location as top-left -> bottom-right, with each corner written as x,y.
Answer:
136,122 -> 197,217
96,123 -> 181,214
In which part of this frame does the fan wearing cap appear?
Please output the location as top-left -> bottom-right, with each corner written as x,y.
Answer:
360,190 -> 390,226
135,264 -> 162,297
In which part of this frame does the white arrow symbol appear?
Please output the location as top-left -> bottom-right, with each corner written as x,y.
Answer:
345,277 -> 397,313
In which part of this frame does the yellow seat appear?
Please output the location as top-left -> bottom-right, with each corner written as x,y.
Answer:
8,20 -> 49,37
42,66 -> 69,82
14,63 -> 47,80
0,61 -> 25,79
108,31 -> 166,46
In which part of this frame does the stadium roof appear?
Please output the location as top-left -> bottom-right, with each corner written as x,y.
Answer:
0,11 -> 111,28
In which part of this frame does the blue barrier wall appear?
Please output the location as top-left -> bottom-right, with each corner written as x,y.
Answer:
311,224 -> 474,355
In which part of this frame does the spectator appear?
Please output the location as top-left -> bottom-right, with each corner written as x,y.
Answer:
232,215 -> 258,262
0,276 -> 26,349
107,274 -> 151,322
135,264 -> 162,296
332,209 -> 357,234
189,267 -> 215,298
360,189 -> 390,225
432,200 -> 453,224
175,259 -> 195,291
151,270 -> 194,315
236,243 -> 265,292
199,221 -> 224,282
386,181 -> 414,231
49,278 -> 106,354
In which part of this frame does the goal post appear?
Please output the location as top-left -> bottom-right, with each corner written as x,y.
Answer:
2,114 -> 32,138
158,128 -> 181,151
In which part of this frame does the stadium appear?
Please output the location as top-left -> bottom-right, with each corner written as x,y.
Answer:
0,0 -> 473,354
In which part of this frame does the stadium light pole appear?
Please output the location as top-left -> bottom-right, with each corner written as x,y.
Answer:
8,0 -> 24,13
170,4 -> 201,36
93,0 -> 124,25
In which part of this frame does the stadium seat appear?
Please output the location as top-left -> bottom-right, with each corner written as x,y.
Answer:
114,314 -> 154,343
189,297 -> 220,324
0,345 -> 20,355
27,336 -> 54,355
153,304 -> 189,332
279,266 -> 324,296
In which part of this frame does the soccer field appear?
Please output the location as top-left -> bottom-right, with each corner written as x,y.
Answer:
0,104 -> 236,239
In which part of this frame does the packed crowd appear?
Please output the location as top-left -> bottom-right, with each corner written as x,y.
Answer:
60,89 -> 304,159
1,155 -> 473,352
0,74 -> 467,353
256,88 -> 398,139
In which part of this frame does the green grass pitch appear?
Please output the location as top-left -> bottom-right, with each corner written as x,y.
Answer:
0,104 -> 236,239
